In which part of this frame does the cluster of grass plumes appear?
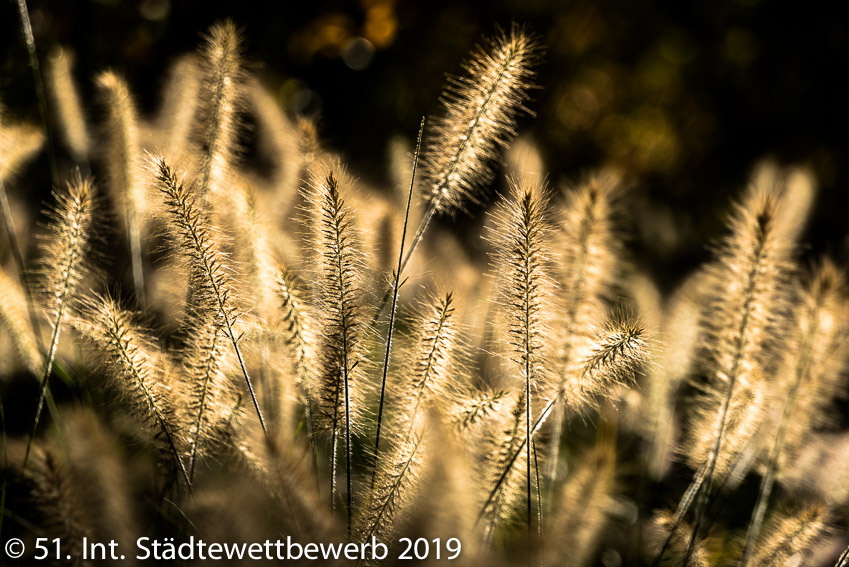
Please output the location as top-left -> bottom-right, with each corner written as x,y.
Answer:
2,15 -> 849,567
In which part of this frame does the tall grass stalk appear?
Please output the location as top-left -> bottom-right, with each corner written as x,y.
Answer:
372,117 -> 424,485
24,175 -> 94,470
154,158 -> 267,436
15,0 -> 58,187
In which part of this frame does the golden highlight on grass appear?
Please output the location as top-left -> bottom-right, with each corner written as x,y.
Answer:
3,18 -> 848,567
25,174 -> 95,470
196,19 -> 244,202
97,70 -> 146,306
153,156 -> 266,436
422,25 -> 540,216
489,174 -> 554,536
305,162 -> 368,534
73,293 -> 190,490
47,47 -> 90,163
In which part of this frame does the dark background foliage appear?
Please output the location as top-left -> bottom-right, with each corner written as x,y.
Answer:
2,0 -> 848,291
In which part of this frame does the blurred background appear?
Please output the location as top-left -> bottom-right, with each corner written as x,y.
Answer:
2,0 -> 848,291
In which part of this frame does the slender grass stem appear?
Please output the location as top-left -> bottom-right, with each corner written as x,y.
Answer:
372,117 -> 425,484
683,212 -> 771,565
476,394 -> 559,527
740,291 -> 824,566
16,0 -> 58,188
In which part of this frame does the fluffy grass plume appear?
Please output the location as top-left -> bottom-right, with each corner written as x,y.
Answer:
394,25 -> 541,279
153,156 -> 266,435
73,293 -> 190,489
764,260 -> 849,463
178,312 -> 237,482
17,444 -> 92,564
747,504 -> 829,567
155,54 -> 202,161
277,266 -> 319,465
230,416 -> 339,542
357,430 -> 428,551
577,308 -> 649,406
478,393 -> 529,541
740,260 -> 849,564
421,25 -> 539,216
0,116 -> 44,182
195,20 -> 244,201
636,276 -> 702,479
46,47 -> 90,163
305,160 -> 369,532
544,443 -> 616,567
688,180 -> 807,475
247,76 -> 302,217
453,388 -> 510,432
489,174 -> 554,534
680,175 -> 810,559
393,292 -> 459,434
553,172 -> 623,412
0,264 -> 40,374
26,174 -> 95,468
97,70 -> 146,305
545,172 -> 623,491
226,185 -> 293,433
647,511 -> 710,567
61,409 -> 140,559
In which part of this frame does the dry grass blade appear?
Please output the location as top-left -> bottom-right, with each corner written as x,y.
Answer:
373,117 -> 423,485
14,0 -> 58,185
